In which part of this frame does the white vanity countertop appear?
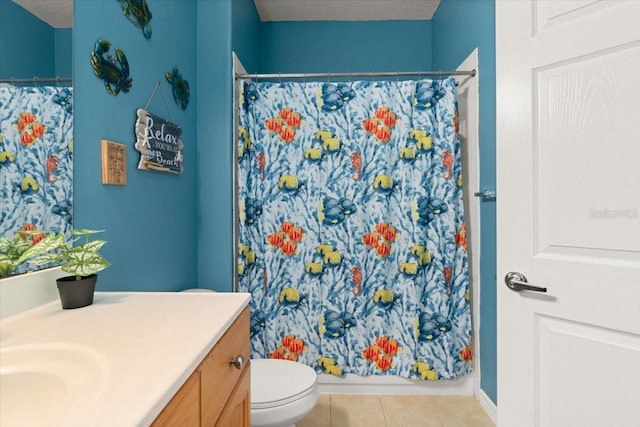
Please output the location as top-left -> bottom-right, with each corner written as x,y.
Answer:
0,291 -> 250,427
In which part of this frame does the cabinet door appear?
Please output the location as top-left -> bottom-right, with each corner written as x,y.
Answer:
201,308 -> 250,426
151,370 -> 200,427
215,365 -> 250,427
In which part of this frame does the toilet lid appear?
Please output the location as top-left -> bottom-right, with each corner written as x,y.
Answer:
251,359 -> 317,409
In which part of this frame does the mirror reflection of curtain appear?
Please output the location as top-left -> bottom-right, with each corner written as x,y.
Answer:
0,86 -> 73,275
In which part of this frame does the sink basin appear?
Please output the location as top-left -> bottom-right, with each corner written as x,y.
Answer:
0,343 -> 110,426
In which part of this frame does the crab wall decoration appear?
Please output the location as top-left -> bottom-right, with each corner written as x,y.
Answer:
90,39 -> 132,96
165,66 -> 190,110
117,0 -> 153,39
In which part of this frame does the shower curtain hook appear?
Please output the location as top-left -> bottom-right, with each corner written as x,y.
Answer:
372,71 -> 375,82
303,73 -> 306,83
278,72 -> 281,84
397,70 -> 400,82
348,72 -> 351,83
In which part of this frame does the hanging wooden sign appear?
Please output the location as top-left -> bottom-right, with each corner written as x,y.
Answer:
134,108 -> 184,174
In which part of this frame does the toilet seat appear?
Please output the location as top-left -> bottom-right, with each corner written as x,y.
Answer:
251,359 -> 317,410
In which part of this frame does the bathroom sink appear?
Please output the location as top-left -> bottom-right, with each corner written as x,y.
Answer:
0,343 -> 110,426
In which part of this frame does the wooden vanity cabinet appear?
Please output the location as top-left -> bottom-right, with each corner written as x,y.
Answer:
152,307 -> 250,427
214,367 -> 250,426
201,307 -> 251,426
151,371 -> 201,426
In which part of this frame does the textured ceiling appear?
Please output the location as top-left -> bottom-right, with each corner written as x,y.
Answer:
12,0 -> 72,28
10,0 -> 441,29
254,0 -> 442,21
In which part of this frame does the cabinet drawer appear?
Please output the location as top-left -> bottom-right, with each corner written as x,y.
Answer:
201,307 -> 250,427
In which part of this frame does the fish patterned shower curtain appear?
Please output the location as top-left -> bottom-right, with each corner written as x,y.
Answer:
237,77 -> 472,380
0,86 -> 73,275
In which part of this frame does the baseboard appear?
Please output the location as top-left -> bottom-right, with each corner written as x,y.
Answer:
477,388 -> 498,424
317,373 -> 475,395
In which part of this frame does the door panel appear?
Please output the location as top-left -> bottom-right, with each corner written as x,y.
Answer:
535,45 -> 640,258
535,315 -> 640,426
496,1 -> 640,426
534,0 -> 620,34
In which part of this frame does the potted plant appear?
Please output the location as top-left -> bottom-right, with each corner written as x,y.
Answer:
0,226 -> 64,278
34,229 -> 111,309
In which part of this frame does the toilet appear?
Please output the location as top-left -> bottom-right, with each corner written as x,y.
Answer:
251,358 -> 319,427
182,289 -> 319,426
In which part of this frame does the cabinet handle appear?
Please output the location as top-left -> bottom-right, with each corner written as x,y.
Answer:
229,355 -> 244,370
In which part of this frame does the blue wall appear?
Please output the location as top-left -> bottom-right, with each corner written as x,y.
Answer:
195,0 -> 261,292
258,15 -> 498,403
432,0 -> 497,404
74,0 -> 198,291
260,21 -> 432,73
196,0 -> 232,292
195,15 -> 432,294
55,29 -> 73,78
0,1 -> 55,78
232,0 -> 262,74
68,0 -> 497,403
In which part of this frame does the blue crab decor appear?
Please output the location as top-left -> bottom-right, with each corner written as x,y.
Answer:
90,39 -> 132,96
165,66 -> 190,110
117,0 -> 153,39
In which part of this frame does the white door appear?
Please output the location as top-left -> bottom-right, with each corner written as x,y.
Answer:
496,1 -> 640,426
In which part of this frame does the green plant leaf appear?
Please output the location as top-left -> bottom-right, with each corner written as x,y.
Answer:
62,251 -> 111,278
71,229 -> 105,236
0,232 -> 64,277
1,227 -> 110,279
18,233 -> 65,264
0,237 -> 30,258
0,237 -> 13,252
75,240 -> 107,253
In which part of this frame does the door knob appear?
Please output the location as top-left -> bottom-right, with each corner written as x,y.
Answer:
229,355 -> 245,370
505,272 -> 547,292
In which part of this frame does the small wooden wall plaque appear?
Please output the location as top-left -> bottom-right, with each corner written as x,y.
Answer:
101,139 -> 127,185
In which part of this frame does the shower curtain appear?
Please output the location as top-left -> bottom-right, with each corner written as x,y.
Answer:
0,86 -> 73,275
237,77 -> 472,380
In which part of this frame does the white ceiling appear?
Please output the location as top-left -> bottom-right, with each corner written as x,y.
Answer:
254,0 -> 442,21
12,0 -> 72,29
10,0 -> 441,29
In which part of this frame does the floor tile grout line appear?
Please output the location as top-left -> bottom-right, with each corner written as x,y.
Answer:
378,396 -> 390,427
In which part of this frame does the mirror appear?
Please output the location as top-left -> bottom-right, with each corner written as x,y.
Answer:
1,0 -> 72,80
0,0 -> 73,277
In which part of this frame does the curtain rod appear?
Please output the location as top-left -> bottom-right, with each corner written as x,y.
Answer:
0,77 -> 72,84
235,69 -> 476,81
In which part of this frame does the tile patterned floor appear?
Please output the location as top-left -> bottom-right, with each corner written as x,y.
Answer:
298,394 -> 496,427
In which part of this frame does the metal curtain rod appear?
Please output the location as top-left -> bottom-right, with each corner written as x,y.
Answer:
0,77 -> 72,84
235,69 -> 476,81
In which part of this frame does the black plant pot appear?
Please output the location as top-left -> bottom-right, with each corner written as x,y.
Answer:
56,274 -> 97,309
